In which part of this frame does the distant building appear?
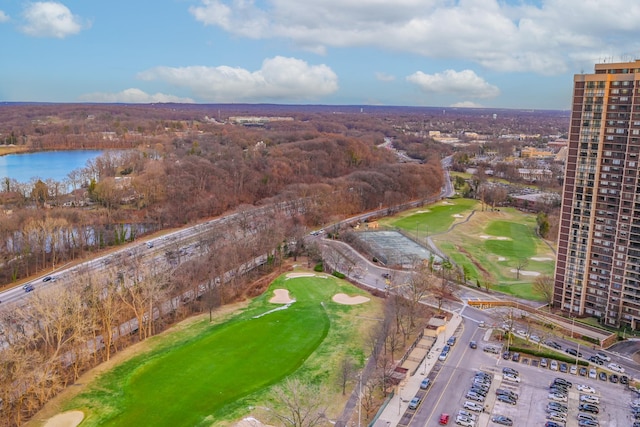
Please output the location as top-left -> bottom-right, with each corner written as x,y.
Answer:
520,146 -> 554,159
554,59 -> 640,328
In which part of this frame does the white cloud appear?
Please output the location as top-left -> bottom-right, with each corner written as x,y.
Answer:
21,2 -> 87,38
375,72 -> 395,82
78,89 -> 194,104
450,101 -> 484,108
0,10 -> 9,23
138,56 -> 338,102
406,69 -> 500,99
188,0 -> 640,75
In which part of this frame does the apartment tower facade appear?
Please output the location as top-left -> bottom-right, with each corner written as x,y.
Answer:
554,60 -> 640,329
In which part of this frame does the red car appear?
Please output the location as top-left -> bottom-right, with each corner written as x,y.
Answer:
439,413 -> 450,425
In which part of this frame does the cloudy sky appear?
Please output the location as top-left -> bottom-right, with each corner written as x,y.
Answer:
1,0 -> 639,109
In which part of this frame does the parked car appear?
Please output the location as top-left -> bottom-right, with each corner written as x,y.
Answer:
578,419 -> 599,427
621,375 -> 630,385
547,412 -> 567,423
496,388 -> 518,400
497,394 -> 517,405
484,345 -> 500,354
455,415 -> 474,427
607,362 -> 625,373
609,373 -> 619,383
545,422 -> 564,427
491,415 -> 513,426
420,378 -> 431,389
457,410 -> 477,421
579,366 -> 588,376
589,368 -> 597,379
408,396 -> 421,410
576,384 -> 596,394
465,391 -> 484,402
469,340 -> 477,349
502,367 -> 518,376
553,378 -> 572,387
511,352 -> 520,362
548,392 -> 568,402
570,365 -> 578,375
579,403 -> 600,414
577,413 -> 598,422
463,401 -> 483,412
439,351 -> 449,361
559,363 -> 568,373
502,351 -> 511,360
540,358 -> 548,368
580,394 -> 600,404
546,403 -> 568,414
550,360 -> 558,371
503,373 -> 520,383
447,336 -> 457,346
598,371 -> 607,381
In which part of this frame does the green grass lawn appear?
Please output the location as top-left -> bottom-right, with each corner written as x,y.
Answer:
385,198 -> 479,235
385,199 -> 556,301
63,274 -> 376,427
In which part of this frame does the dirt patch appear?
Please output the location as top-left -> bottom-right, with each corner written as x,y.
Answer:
332,293 -> 370,305
42,411 -> 84,427
457,246 -> 491,279
269,289 -> 295,304
236,417 -> 274,427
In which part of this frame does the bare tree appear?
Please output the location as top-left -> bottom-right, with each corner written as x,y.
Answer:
339,356 -> 356,395
533,274 -> 554,306
513,258 -> 529,280
270,378 -> 328,427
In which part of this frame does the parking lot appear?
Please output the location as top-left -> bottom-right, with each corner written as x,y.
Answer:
461,347 -> 638,426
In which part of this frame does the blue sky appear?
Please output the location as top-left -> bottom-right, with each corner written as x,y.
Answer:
1,0 -> 639,109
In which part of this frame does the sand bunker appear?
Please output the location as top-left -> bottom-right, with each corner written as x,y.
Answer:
44,411 -> 84,427
509,269 -> 541,277
453,214 -> 464,218
286,272 -> 316,279
531,257 -> 553,261
416,209 -> 431,213
270,289 -> 295,304
496,236 -> 510,240
479,235 -> 510,240
497,257 -> 506,261
479,235 -> 490,239
332,293 -> 370,305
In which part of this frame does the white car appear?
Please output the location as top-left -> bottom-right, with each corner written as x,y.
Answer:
589,368 -> 597,379
457,409 -> 477,421
580,394 -> 600,404
503,373 -> 520,383
550,360 -> 559,371
548,392 -> 568,402
607,363 -> 625,373
455,415 -> 474,427
570,365 -> 577,375
463,401 -> 484,412
595,352 -> 611,362
577,384 -> 596,394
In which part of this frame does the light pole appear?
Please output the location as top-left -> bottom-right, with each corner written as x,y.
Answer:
358,372 -> 362,427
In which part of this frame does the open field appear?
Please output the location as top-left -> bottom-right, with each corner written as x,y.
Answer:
389,198 -> 556,300
32,272 -> 383,427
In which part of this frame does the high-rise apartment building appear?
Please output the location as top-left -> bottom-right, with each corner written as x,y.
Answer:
554,60 -> 640,329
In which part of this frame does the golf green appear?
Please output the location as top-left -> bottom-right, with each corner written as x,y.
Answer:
73,277 -> 332,426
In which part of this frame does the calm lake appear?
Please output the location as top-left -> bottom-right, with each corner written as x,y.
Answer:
0,150 -> 103,183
